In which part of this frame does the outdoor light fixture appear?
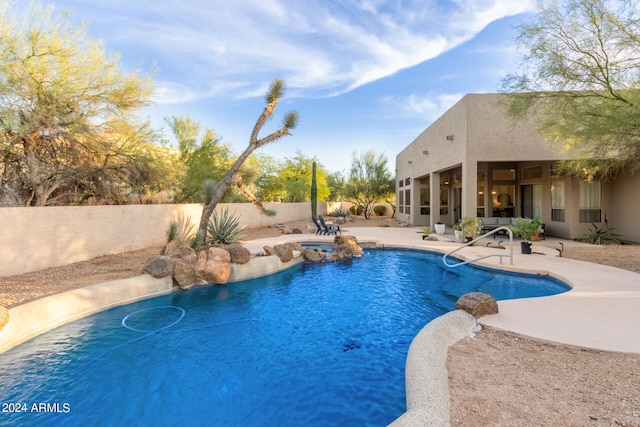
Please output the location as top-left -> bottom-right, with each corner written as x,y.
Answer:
446,135 -> 454,141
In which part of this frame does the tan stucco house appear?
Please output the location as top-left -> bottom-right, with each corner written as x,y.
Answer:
395,93 -> 640,243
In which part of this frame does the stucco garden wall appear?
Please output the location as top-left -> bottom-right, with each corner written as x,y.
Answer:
0,202 -> 332,277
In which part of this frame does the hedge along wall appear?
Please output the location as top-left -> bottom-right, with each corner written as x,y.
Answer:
0,202 -> 331,277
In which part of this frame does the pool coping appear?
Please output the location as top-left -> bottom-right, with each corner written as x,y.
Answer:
388,310 -> 480,427
2,227 -> 639,426
0,275 -> 174,354
0,253 -> 304,355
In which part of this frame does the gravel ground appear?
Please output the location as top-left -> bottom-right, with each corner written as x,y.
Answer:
1,219 -> 639,425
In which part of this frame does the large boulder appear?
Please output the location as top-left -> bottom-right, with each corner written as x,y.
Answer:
206,247 -> 231,284
263,244 -> 294,263
283,242 -> 305,253
329,244 -> 354,262
194,250 -> 208,284
195,247 -> 231,285
303,248 -> 324,262
143,255 -> 173,278
173,257 -> 196,289
333,235 -> 363,257
0,306 -> 8,331
455,292 -> 498,318
223,244 -> 251,264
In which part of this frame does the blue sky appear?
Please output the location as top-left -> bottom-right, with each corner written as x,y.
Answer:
34,0 -> 536,173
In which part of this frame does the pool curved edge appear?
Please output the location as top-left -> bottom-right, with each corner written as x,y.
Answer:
388,310 -> 479,427
0,254 -> 306,355
0,275 -> 174,355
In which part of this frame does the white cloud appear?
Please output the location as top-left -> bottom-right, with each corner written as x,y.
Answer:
60,0 -> 537,101
385,92 -> 465,120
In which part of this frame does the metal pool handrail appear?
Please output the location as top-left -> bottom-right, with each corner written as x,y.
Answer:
442,226 -> 514,268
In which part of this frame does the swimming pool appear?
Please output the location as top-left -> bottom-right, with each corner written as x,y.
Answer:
0,249 -> 569,426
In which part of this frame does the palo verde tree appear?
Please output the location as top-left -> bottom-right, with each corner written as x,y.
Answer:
278,151 -> 329,203
197,78 -> 298,234
0,2 -> 159,206
344,150 -> 395,219
502,0 -> 640,181
167,115 -> 234,203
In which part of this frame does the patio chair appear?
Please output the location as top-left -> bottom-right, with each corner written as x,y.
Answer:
319,215 -> 341,235
311,215 -> 323,235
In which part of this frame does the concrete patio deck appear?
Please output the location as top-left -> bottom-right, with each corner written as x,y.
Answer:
246,225 -> 640,354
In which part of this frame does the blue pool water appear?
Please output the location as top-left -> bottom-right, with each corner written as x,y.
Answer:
0,249 -> 569,427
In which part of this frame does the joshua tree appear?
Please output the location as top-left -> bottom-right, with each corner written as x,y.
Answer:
197,79 -> 298,234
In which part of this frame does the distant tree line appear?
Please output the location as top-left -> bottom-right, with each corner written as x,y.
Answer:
0,2 -> 395,215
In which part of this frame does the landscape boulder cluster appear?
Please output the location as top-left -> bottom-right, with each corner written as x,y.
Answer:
143,236 -> 365,289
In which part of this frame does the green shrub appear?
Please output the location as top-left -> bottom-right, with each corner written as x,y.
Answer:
460,216 -> 481,238
207,208 -> 245,244
373,205 -> 387,216
509,217 -> 540,241
349,205 -> 364,216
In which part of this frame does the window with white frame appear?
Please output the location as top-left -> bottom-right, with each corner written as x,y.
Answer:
551,181 -> 565,222
404,188 -> 411,213
579,180 -> 601,223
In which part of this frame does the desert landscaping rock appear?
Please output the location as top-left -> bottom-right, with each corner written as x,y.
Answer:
142,255 -> 173,278
200,247 -> 231,284
281,226 -> 304,234
263,244 -> 294,263
172,257 -> 196,289
333,235 -> 364,256
329,243 -> 354,261
223,243 -> 251,264
303,248 -> 324,262
283,242 -> 305,253
455,292 -> 498,318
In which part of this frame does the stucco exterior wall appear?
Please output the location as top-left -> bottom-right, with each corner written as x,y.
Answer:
395,93 -> 639,243
0,202 -> 326,277
396,96 -> 468,180
606,173 -> 640,243
466,94 -> 565,162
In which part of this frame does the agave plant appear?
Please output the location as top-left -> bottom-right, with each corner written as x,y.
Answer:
207,208 -> 245,244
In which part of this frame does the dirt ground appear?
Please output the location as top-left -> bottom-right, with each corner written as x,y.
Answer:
2,217 -> 640,426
